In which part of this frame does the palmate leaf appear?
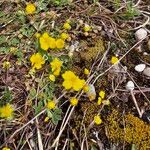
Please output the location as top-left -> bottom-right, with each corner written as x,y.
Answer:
51,108 -> 62,125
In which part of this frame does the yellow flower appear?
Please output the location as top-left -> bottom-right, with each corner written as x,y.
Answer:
49,37 -> 56,49
99,90 -> 105,99
35,32 -> 41,38
83,84 -> 90,93
50,58 -> 63,76
97,97 -> 102,105
56,39 -> 65,49
3,61 -> 11,69
60,33 -> 69,40
2,147 -> 11,150
63,22 -> 71,30
30,53 -> 45,69
94,115 -> 102,125
70,98 -> 78,106
0,103 -> 14,119
83,24 -> 91,32
88,94 -> 96,101
49,74 -> 55,82
44,117 -> 49,122
62,71 -> 85,91
47,100 -> 56,109
25,3 -> 36,14
84,68 -> 90,75
111,56 -> 119,64
102,100 -> 110,105
39,32 -> 56,50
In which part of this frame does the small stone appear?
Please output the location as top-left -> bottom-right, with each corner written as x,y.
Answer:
135,64 -> 146,72
143,52 -> 148,55
69,45 -> 75,52
126,81 -> 135,91
143,67 -> 150,77
87,84 -> 96,101
135,28 -> 147,41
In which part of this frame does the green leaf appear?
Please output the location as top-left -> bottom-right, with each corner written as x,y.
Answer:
20,26 -> 35,38
131,144 -> 137,150
29,88 -> 36,100
51,116 -> 58,125
54,108 -> 62,114
0,87 -> 12,106
91,145 -> 97,150
47,110 -> 53,118
0,36 -> 6,44
33,101 -> 44,114
51,108 -> 62,125
0,11 -> 5,17
0,47 -> 10,54
10,38 -> 20,46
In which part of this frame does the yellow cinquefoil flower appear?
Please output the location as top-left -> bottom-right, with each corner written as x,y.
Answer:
39,32 -> 56,50
49,37 -> 56,49
44,116 -> 49,122
83,84 -> 90,93
70,97 -> 78,106
56,39 -> 65,49
94,115 -> 102,125
47,100 -> 56,109
111,56 -> 119,65
0,103 -> 14,119
25,3 -> 36,14
60,33 -> 69,40
62,71 -> 85,91
30,53 -> 45,69
99,90 -> 105,99
63,22 -> 71,30
84,68 -> 90,75
35,32 -> 41,38
50,58 -> 63,76
2,61 -> 11,69
83,24 -> 91,32
49,74 -> 55,82
2,147 -> 11,150
97,97 -> 102,105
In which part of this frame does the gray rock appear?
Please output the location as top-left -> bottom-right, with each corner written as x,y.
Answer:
143,67 -> 150,77
135,28 -> 147,41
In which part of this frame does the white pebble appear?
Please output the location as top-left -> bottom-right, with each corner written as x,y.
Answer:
69,45 -> 75,52
135,64 -> 146,72
135,28 -> 147,41
126,81 -> 135,91
143,67 -> 150,77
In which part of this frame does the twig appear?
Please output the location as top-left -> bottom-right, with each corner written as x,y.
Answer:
51,107 -> 75,147
130,90 -> 142,117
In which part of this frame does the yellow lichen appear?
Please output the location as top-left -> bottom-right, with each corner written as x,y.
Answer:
107,110 -> 150,150
81,102 -> 99,125
80,38 -> 105,61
